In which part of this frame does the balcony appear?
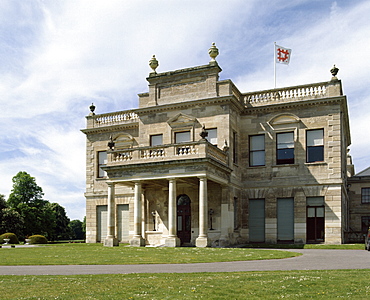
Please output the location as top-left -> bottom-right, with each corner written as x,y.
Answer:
242,80 -> 342,107
107,140 -> 228,167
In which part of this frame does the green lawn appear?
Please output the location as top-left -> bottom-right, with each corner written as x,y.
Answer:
0,243 -> 300,265
1,269 -> 369,299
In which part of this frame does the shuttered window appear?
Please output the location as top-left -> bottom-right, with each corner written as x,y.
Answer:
249,199 -> 265,242
97,205 -> 107,242
117,204 -> 130,242
277,198 -> 294,242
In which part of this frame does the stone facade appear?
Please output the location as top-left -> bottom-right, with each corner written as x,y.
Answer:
347,167 -> 370,243
82,51 -> 356,246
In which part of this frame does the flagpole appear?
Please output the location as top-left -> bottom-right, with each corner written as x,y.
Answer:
274,42 -> 276,88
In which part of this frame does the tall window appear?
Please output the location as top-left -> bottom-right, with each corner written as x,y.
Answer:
307,129 -> 324,163
150,134 -> 163,146
362,188 -> 370,204
98,151 -> 107,178
233,131 -> 238,164
276,132 -> 294,165
206,128 -> 217,145
250,135 -> 265,166
175,131 -> 190,143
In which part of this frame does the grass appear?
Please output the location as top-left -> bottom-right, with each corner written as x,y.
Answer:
0,243 -> 300,265
0,269 -> 369,299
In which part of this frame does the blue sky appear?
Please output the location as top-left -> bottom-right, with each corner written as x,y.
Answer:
1,0 -> 369,221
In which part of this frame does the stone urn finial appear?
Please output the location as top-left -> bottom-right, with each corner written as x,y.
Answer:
89,103 -> 95,115
149,55 -> 159,73
200,124 -> 208,139
208,43 -> 219,61
108,135 -> 115,150
330,64 -> 339,79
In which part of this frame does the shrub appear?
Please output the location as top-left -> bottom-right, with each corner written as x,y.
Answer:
0,232 -> 19,244
29,235 -> 48,244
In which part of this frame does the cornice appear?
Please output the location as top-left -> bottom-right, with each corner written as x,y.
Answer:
242,96 -> 346,115
81,123 -> 139,135
135,95 -> 244,115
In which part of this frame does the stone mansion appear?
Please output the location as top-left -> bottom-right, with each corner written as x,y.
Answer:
82,44 -> 370,247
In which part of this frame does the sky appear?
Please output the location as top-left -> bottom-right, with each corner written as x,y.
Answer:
1,0 -> 369,221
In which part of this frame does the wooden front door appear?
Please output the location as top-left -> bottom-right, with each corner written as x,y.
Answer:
177,194 -> 191,245
307,206 -> 325,243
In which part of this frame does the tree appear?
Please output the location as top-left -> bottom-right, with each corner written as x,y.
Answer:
0,194 -> 24,236
7,171 -> 54,238
8,171 -> 44,207
69,219 -> 85,240
49,202 -> 72,240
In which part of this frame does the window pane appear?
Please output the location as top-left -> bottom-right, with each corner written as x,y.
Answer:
175,131 -> 190,143
307,207 -> 315,218
99,151 -> 107,164
98,151 -> 107,178
277,149 -> 294,164
206,128 -> 217,145
307,146 -> 324,162
316,207 -> 325,218
307,129 -> 324,146
251,151 -> 265,166
307,197 -> 324,206
277,132 -> 294,149
177,216 -> 183,231
150,134 -> 163,146
362,188 -> 370,203
251,135 -> 265,151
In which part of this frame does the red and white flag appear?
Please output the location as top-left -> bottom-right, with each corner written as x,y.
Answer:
275,44 -> 291,65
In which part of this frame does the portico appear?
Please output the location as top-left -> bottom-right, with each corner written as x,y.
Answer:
102,164 -> 230,247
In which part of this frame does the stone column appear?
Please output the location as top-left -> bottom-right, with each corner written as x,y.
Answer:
104,182 -> 119,247
165,178 -> 180,247
196,176 -> 209,247
130,181 -> 145,246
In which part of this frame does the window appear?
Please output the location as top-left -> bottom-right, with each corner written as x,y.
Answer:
98,151 -> 107,178
206,128 -> 217,145
362,188 -> 370,204
250,135 -> 265,166
307,129 -> 324,163
175,131 -> 191,143
150,134 -> 163,146
276,132 -> 294,165
233,131 -> 238,164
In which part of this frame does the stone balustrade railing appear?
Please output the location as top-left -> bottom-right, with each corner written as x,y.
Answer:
243,81 -> 330,106
89,111 -> 139,128
109,141 -> 228,166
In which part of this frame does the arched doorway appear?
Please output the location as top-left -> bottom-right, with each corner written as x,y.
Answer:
177,194 -> 191,245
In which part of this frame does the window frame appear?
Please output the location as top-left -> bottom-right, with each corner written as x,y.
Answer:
249,134 -> 265,167
276,131 -> 295,165
174,130 -> 191,144
306,129 -> 324,163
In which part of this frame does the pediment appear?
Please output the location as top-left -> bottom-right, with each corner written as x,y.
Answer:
114,134 -> 135,149
269,114 -> 300,126
167,113 -> 197,128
